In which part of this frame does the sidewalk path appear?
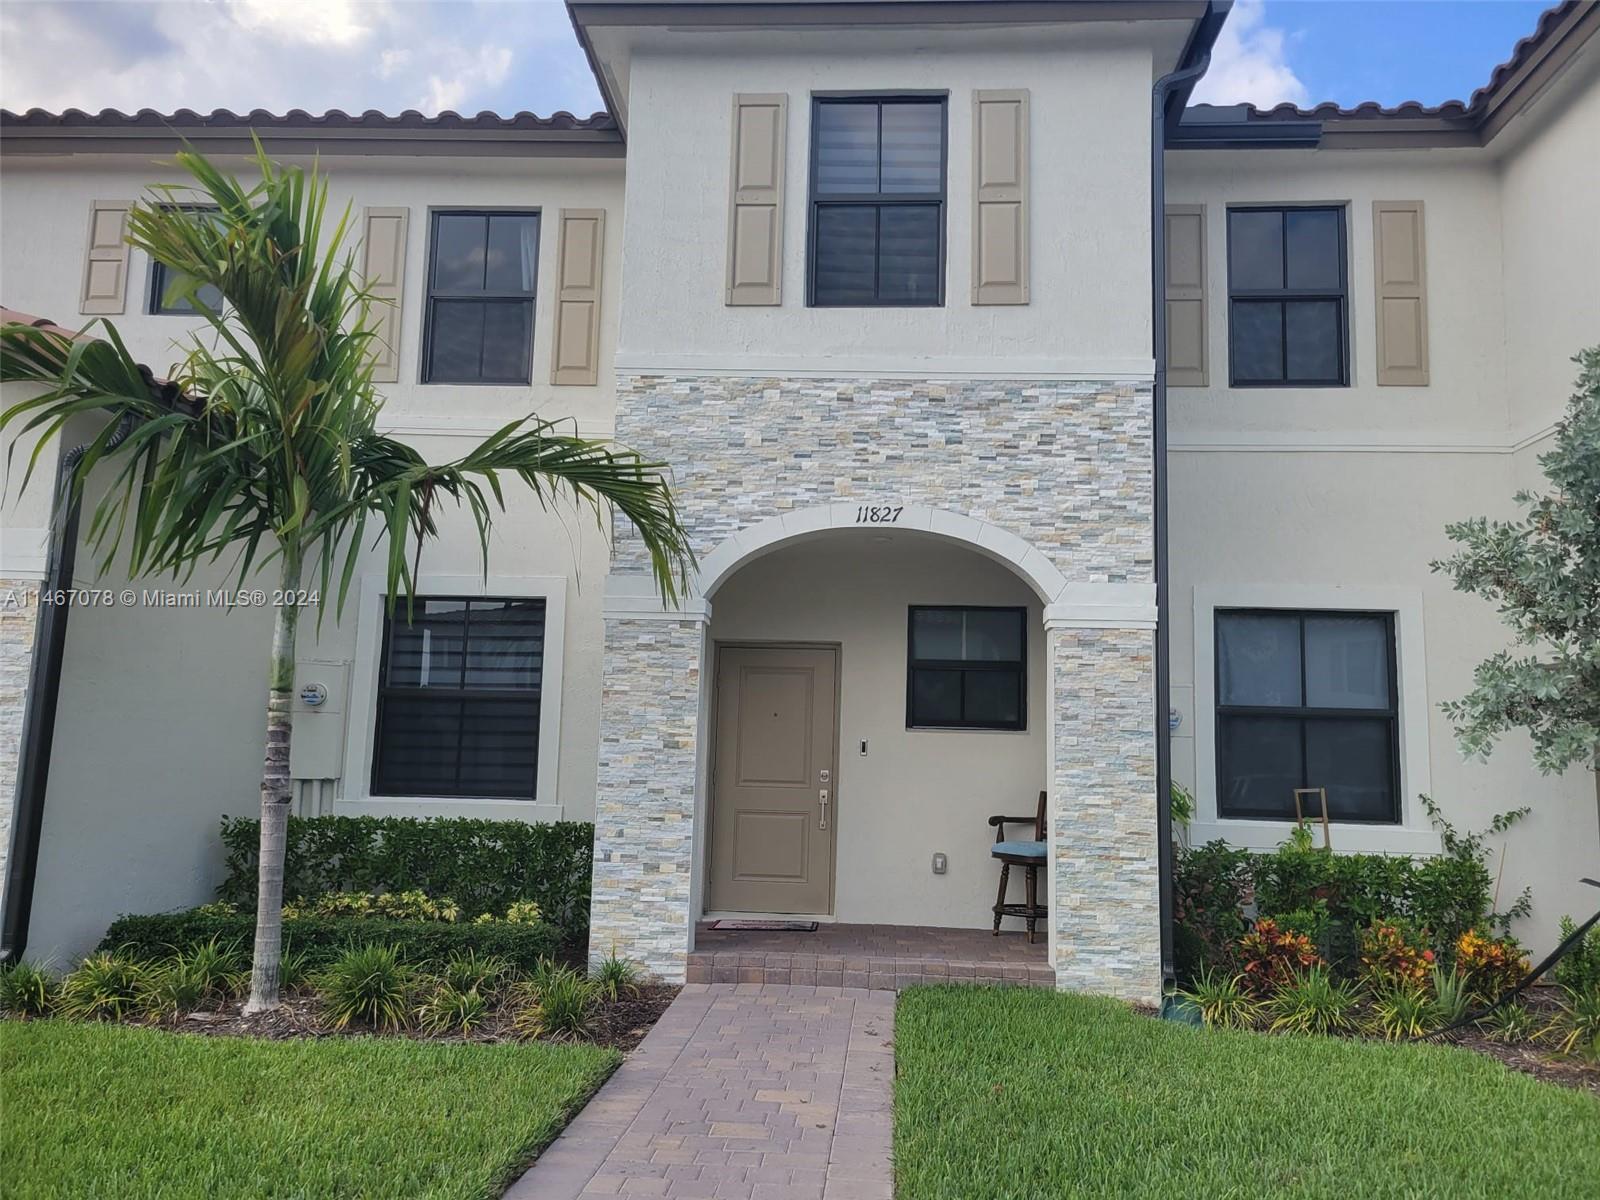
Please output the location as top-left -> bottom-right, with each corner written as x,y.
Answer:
505,982 -> 896,1200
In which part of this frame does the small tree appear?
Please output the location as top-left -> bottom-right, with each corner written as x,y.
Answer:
1431,347 -> 1600,779
1,145 -> 693,1012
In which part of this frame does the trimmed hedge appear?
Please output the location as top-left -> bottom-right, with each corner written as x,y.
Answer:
99,911 -> 561,973
216,815 -> 593,945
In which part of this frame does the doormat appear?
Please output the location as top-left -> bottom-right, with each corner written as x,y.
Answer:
707,919 -> 820,932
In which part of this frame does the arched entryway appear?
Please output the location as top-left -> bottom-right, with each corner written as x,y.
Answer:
589,503 -> 1163,1003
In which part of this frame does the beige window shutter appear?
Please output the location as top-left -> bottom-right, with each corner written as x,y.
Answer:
80,201 -> 132,315
725,93 -> 787,306
971,89 -> 1030,305
551,208 -> 606,386
1373,200 -> 1429,386
1164,204 -> 1207,387
360,207 -> 408,384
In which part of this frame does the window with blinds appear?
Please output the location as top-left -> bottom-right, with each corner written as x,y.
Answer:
907,606 -> 1026,730
372,597 -> 545,799
807,95 -> 946,307
422,210 -> 539,384
1214,609 -> 1399,823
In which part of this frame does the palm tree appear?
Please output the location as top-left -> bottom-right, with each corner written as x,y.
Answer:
1,144 -> 692,1012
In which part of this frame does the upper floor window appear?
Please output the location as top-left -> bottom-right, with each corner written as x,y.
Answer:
907,606 -> 1025,730
1227,206 -> 1348,387
808,96 -> 946,307
147,207 -> 223,315
1215,609 -> 1398,823
373,596 -> 546,799
423,210 -> 539,384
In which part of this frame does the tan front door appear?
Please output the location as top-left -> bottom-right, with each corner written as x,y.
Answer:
708,645 -> 838,914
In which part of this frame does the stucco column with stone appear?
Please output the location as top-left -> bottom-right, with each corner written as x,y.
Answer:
587,610 -> 709,978
1047,625 -> 1161,1004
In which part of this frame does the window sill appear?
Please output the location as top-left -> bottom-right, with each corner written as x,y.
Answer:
340,796 -> 564,824
1186,819 -> 1441,856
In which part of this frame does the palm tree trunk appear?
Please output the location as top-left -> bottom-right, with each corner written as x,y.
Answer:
243,545 -> 304,1014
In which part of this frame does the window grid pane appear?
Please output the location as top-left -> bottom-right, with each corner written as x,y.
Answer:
1215,609 -> 1398,823
1227,206 -> 1347,386
424,210 -> 537,383
907,606 -> 1025,731
810,97 -> 944,307
374,596 -> 545,799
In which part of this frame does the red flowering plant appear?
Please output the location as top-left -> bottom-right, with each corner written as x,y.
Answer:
1358,919 -> 1436,989
1455,928 -> 1528,1004
1237,917 -> 1322,996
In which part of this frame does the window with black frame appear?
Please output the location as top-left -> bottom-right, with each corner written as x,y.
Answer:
422,210 -> 539,383
147,207 -> 224,315
1227,206 -> 1348,386
808,95 -> 946,307
1214,609 -> 1399,823
907,606 -> 1025,730
372,597 -> 545,799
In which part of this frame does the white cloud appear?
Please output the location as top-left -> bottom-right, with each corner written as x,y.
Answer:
0,0 -> 600,117
1190,0 -> 1310,109
421,44 -> 514,115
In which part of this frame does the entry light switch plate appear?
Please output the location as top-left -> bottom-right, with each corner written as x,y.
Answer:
858,739 -> 868,756
932,852 -> 947,875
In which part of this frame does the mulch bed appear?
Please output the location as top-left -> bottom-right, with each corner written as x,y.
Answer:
161,983 -> 680,1054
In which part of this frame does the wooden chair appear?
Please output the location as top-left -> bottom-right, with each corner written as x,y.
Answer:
989,789 -> 1048,943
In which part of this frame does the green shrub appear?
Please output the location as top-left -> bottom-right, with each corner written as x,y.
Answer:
1179,968 -> 1259,1030
440,949 -> 512,995
1173,841 -> 1253,982
1429,965 -> 1473,1027
58,953 -> 148,1021
510,963 -> 596,1041
0,960 -> 58,1017
591,953 -> 641,1003
415,981 -> 491,1035
1483,1002 -> 1538,1044
1266,967 -> 1360,1036
217,815 -> 593,945
278,943 -> 313,992
1364,984 -> 1435,1041
285,889 -> 463,923
317,945 -> 412,1031
1543,985 -> 1600,1060
1175,802 -> 1529,982
1553,916 -> 1600,993
138,961 -> 209,1020
173,937 -> 248,1002
101,909 -> 560,974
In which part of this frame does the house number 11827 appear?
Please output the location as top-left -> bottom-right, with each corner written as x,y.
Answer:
855,505 -> 903,525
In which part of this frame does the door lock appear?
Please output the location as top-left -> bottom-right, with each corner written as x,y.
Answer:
818,788 -> 830,830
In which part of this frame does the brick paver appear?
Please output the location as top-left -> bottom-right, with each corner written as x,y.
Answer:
505,983 -> 895,1200
688,922 -> 1053,991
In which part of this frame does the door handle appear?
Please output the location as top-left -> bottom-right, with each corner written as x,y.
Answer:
818,788 -> 830,831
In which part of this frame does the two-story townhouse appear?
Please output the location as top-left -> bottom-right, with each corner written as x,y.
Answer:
1,0 -> 1595,1006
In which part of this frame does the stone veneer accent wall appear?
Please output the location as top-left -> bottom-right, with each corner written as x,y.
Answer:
1049,627 -> 1161,1004
589,617 -> 706,977
591,374 -> 1159,996
0,581 -> 39,891
610,375 -> 1153,580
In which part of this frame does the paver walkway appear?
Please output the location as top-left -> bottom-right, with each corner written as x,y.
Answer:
506,983 -> 895,1200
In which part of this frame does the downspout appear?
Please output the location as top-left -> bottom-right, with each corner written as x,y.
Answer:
1151,1 -> 1229,1000
0,416 -> 133,962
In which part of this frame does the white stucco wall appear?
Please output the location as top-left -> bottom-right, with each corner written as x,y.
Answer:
1497,48 -> 1600,435
616,30 -> 1157,375
1,151 -> 626,961
708,534 -> 1046,930
1165,149 -> 1510,441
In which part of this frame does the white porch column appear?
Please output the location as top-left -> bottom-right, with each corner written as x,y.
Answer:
1044,586 -> 1161,1005
588,575 -> 711,981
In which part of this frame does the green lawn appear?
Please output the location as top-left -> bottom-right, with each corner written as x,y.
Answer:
895,986 -> 1600,1200
1,1019 -> 619,1200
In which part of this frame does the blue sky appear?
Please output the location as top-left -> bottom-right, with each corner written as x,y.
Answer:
0,1 -> 1555,118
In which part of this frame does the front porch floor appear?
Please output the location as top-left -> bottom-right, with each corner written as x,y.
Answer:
686,922 -> 1054,991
